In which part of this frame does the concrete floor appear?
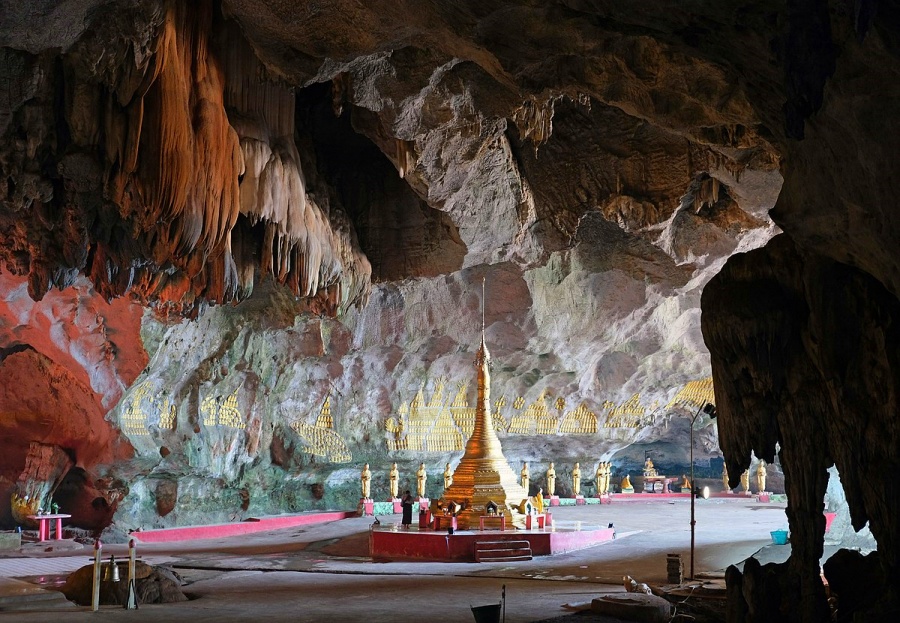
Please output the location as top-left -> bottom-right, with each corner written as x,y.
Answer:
0,497 -> 789,622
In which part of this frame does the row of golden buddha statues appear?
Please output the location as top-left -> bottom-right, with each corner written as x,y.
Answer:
359,460 -> 620,500
360,458 -> 770,499
359,462 -> 432,499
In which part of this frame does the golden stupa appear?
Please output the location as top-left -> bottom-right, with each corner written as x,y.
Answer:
439,280 -> 529,529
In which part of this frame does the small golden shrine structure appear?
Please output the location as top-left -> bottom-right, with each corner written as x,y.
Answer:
439,279 -> 528,529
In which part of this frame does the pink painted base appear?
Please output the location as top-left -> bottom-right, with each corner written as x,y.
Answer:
371,525 -> 614,562
610,492 -> 692,501
392,500 -> 402,513
549,496 -> 560,507
132,511 -> 355,543
575,495 -> 585,506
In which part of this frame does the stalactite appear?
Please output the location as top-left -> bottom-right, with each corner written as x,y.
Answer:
395,139 -> 417,178
331,73 -> 350,117
52,1 -> 370,314
695,175 -> 721,213
222,25 -> 370,312
512,95 -> 558,154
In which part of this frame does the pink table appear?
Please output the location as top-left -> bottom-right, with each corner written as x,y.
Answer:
27,514 -> 71,541
479,515 -> 506,531
432,515 -> 458,531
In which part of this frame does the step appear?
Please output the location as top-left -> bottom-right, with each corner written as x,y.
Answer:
474,540 -> 533,562
477,554 -> 533,563
475,540 -> 531,550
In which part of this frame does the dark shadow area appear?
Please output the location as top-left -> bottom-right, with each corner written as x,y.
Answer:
296,82 -> 466,281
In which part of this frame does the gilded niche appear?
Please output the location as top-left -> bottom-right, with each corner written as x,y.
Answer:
120,380 -> 177,435
290,396 -> 352,463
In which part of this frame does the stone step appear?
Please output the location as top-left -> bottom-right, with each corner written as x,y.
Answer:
476,554 -> 533,563
474,540 -> 532,562
474,540 -> 531,550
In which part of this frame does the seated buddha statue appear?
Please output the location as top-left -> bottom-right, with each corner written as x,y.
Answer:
643,457 -> 658,477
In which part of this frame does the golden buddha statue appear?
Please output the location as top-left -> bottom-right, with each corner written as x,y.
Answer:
443,462 -> 453,489
416,462 -> 427,498
643,457 -> 658,477
572,462 -> 581,496
621,473 -> 633,492
756,460 -> 767,493
546,462 -> 556,496
389,462 -> 399,499
596,461 -> 611,495
722,463 -> 730,493
360,463 -> 372,499
740,468 -> 750,494
681,474 -> 691,490
520,463 -> 530,493
534,488 -> 544,514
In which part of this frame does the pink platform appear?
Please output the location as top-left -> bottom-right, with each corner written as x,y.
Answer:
132,511 -> 355,543
370,523 -> 615,562
608,492 -> 759,502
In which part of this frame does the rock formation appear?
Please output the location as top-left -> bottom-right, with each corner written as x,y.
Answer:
2,2 -> 898,620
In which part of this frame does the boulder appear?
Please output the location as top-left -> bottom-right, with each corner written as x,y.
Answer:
61,561 -> 187,606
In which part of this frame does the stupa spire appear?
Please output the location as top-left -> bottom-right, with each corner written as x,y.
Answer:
440,275 -> 528,529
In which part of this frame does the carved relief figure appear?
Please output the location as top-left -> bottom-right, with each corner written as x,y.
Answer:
360,463 -> 371,499
546,462 -> 556,496
572,462 -> 581,496
416,462 -> 427,498
756,460 -> 767,493
520,462 -> 530,493
389,462 -> 399,499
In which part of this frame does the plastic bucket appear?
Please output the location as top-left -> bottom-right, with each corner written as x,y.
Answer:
471,603 -> 501,623
770,529 -> 789,545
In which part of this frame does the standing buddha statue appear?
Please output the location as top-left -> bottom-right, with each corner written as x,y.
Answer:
740,469 -> 750,494
520,463 -> 530,493
756,460 -> 767,493
389,462 -> 399,499
546,462 -> 556,496
416,462 -> 427,498
360,463 -> 372,499
443,463 -> 453,489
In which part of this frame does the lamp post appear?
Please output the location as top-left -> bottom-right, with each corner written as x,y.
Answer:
689,402 -> 716,580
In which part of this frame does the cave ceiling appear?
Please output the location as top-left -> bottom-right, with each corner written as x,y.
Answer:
2,2 -> 900,619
